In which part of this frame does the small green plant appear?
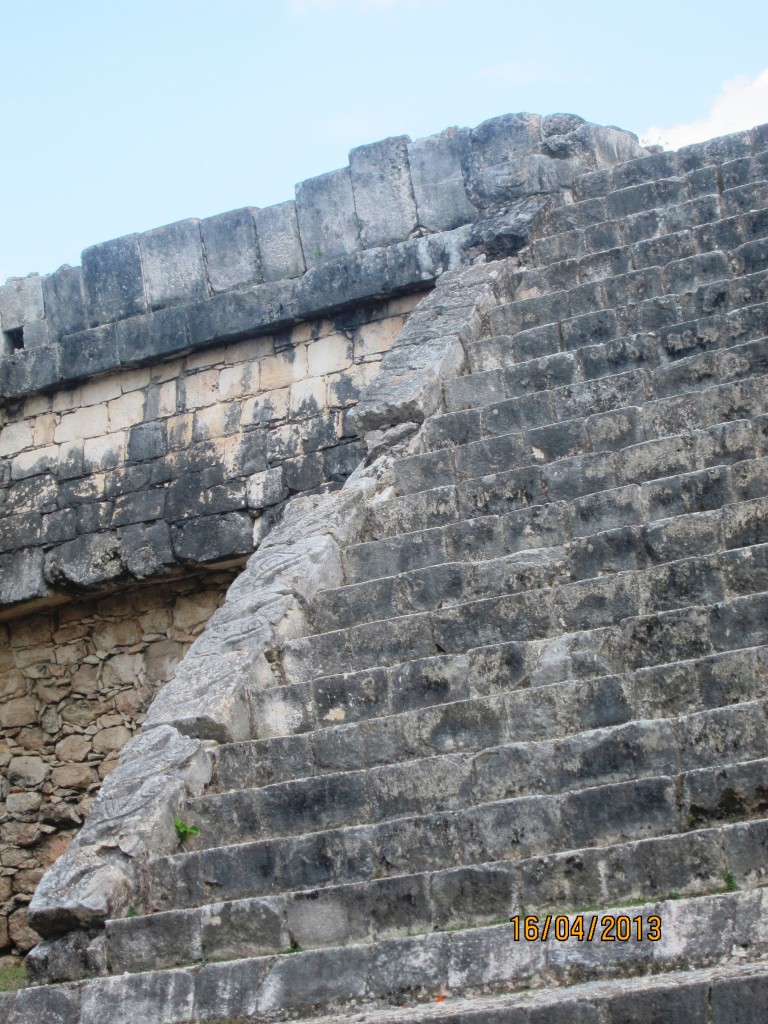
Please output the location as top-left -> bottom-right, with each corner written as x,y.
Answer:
174,817 -> 200,842
126,906 -> 139,918
723,871 -> 738,892
0,962 -> 27,993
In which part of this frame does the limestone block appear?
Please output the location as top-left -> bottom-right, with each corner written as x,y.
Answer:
349,135 -> 418,247
192,402 -> 241,441
51,764 -> 97,790
0,274 -> 44,329
8,907 -> 39,953
115,305 -> 190,366
106,388 -> 145,433
143,640 -> 185,684
172,592 -> 222,633
0,421 -> 33,457
352,316 -> 404,360
42,264 -> 88,339
11,445 -> 58,483
247,467 -> 288,509
33,413 -> 57,446
83,432 -> 126,473
408,126 -> 477,232
139,219 -> 208,309
183,368 -> 219,410
55,735 -> 92,763
260,347 -> 307,390
171,512 -> 254,564
466,111 -> 543,208
45,533 -> 125,590
295,166 -> 360,267
201,207 -> 260,293
0,549 -> 49,606
81,234 -> 146,328
218,362 -> 257,402
307,333 -> 351,377
254,201 -> 306,282
242,388 -> 289,426
119,522 -> 176,580
54,404 -> 109,444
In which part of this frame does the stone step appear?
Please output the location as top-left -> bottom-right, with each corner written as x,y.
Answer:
105,816 -> 768,976
319,502 -> 768,627
346,485 -> 768,586
570,125 -> 763,201
146,753 -> 768,913
225,642 -> 768,776
405,366 -> 768,495
187,697 -> 768,851
489,248 -> 768,339
448,298 -> 768,414
369,413 -> 763,539
281,572 -> 768,693
464,294 -> 768,385
10,945 -> 768,1024
427,365 -> 767,469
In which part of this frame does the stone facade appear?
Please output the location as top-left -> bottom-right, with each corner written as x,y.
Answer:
0,571 -> 237,957
0,296 -> 417,610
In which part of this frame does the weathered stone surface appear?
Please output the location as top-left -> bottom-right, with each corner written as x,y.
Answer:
200,207 -> 260,293
29,725 -> 211,935
254,201 -> 305,282
0,274 -> 45,329
139,219 -> 208,309
350,136 -> 418,248
295,167 -> 360,266
81,234 -> 146,327
409,125 -> 478,232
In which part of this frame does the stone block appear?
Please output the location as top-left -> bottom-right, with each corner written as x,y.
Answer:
42,264 -> 87,339
9,981 -> 81,1024
45,532 -> 125,589
127,422 -> 167,463
82,234 -> 146,327
0,548 -> 48,605
254,200 -> 306,281
115,305 -> 190,365
171,512 -> 254,563
295,166 -> 360,266
200,207 -> 260,292
408,125 -> 477,231
119,521 -> 176,578
54,404 -> 109,443
349,135 -> 418,247
139,218 -> 208,309
466,112 -> 544,208
58,324 -> 118,380
1,344 -> 62,399
0,274 -> 44,329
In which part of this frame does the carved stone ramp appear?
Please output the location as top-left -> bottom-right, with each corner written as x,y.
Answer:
5,121 -> 768,1022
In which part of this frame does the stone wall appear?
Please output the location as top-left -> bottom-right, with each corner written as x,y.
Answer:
0,570 -> 238,958
0,295 -> 418,611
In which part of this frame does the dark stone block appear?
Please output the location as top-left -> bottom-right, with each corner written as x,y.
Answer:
0,511 -> 42,553
127,422 -> 167,463
201,207 -> 261,293
171,511 -> 253,563
0,547 -> 48,604
42,264 -> 87,339
283,453 -> 324,493
119,521 -> 176,579
59,324 -> 118,382
112,489 -> 166,527
165,473 -> 208,521
710,975 -> 768,1024
82,233 -> 146,327
323,441 -> 364,482
116,306 -> 189,366
75,501 -> 113,535
1,345 -> 61,399
186,279 -> 298,348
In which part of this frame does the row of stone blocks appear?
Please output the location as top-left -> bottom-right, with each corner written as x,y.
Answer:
11,124 -> 768,1021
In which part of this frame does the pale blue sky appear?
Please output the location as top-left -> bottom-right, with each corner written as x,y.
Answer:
1,0 -> 767,281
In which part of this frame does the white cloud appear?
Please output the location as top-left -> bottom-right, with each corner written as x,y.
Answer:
643,68 -> 768,150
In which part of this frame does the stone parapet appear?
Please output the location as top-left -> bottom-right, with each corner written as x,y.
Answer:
0,114 -> 645,401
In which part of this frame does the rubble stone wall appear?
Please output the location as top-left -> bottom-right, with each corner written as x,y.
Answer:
0,570 -> 238,957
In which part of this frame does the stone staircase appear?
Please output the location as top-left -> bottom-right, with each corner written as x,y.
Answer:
5,124 -> 768,1022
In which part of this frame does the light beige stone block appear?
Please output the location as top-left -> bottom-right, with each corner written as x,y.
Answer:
167,413 -> 194,450
353,315 -> 404,359
33,413 -> 57,446
260,347 -> 308,390
193,402 -> 241,440
184,368 -> 219,409
83,432 -> 126,472
51,387 -> 82,413
154,380 -> 177,417
54,404 -> 109,443
81,377 -> 123,406
219,363 -> 258,401
0,420 -> 33,457
107,391 -> 145,432
289,377 -> 327,418
22,393 -> 52,417
242,387 -> 289,426
119,367 -> 151,393
307,332 -> 352,376
11,445 -> 58,480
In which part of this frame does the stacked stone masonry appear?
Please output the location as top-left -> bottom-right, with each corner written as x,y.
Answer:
3,114 -> 768,1021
